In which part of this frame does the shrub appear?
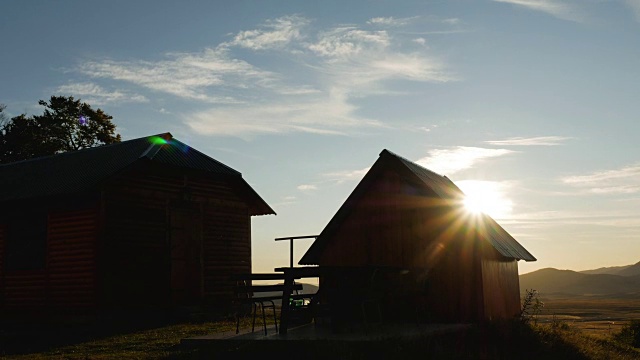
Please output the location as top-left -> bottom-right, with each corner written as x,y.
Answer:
614,320 -> 640,348
521,289 -> 544,325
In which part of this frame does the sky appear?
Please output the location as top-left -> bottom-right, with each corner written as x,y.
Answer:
2,0 -> 640,275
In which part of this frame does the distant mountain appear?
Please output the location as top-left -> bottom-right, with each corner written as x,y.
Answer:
579,261 -> 640,276
520,267 -> 640,297
580,265 -> 633,276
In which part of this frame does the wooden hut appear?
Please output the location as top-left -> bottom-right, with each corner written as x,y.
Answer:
0,133 -> 274,320
300,149 -> 535,323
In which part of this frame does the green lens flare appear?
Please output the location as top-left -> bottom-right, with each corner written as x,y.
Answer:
149,136 -> 168,145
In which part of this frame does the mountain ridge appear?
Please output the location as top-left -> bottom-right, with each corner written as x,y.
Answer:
519,265 -> 640,298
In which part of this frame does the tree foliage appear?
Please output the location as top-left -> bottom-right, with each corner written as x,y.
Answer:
0,96 -> 121,164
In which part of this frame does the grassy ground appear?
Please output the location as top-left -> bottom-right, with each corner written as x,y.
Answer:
3,299 -> 640,359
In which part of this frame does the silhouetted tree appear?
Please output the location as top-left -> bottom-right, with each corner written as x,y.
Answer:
0,104 -> 7,127
0,96 -> 121,164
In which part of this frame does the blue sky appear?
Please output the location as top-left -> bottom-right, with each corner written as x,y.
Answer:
3,0 -> 640,275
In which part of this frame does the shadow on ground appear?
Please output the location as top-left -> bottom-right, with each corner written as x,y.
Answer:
186,321 -> 589,360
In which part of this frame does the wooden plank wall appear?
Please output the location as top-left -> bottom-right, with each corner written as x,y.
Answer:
316,169 -> 487,322
47,208 -> 99,308
103,165 -> 251,309
0,207 -> 98,311
480,246 -> 521,320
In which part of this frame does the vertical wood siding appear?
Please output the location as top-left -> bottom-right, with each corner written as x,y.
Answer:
103,164 -> 251,309
481,246 -> 521,320
317,170 -> 489,322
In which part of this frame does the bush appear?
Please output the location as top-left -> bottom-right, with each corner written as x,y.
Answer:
614,320 -> 640,348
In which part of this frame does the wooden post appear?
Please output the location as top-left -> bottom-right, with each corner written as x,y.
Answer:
274,235 -> 318,268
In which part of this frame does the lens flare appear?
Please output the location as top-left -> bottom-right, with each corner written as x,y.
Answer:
149,136 -> 168,145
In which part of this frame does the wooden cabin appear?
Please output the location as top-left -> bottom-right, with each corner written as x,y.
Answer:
0,133 -> 274,320
300,149 -> 535,323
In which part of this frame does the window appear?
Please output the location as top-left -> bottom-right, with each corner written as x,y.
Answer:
5,210 -> 48,271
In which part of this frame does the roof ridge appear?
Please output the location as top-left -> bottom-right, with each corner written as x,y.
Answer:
0,132 -> 173,166
168,138 -> 241,176
379,148 -> 448,178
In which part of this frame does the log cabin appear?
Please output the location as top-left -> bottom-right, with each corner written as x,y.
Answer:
300,149 -> 536,323
0,133 -> 274,321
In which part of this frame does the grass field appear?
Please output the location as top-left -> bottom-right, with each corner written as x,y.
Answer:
533,296 -> 640,338
2,298 -> 640,359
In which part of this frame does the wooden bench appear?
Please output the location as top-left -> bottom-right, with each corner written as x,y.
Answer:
232,273 -> 304,335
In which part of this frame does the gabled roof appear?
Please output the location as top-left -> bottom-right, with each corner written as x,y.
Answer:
0,133 -> 275,216
300,149 -> 535,264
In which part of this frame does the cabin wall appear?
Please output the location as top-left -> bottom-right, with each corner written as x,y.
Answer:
317,169 -> 485,322
319,170 -> 405,267
0,205 -> 99,314
102,163 -> 251,310
480,245 -> 521,320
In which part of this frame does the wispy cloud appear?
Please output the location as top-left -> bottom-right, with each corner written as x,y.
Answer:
502,209 -> 640,228
227,15 -> 309,50
55,82 -> 148,105
323,167 -> 370,183
308,26 -> 452,85
297,184 -> 318,191
78,47 -> 273,103
416,147 -> 513,175
442,18 -> 461,25
486,136 -> 572,146
367,16 -> 419,27
562,164 -> 640,194
493,0 -> 586,22
70,15 -> 453,137
186,91 -> 381,137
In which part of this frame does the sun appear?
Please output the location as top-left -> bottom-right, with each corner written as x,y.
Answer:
463,196 -> 485,214
457,180 -> 513,219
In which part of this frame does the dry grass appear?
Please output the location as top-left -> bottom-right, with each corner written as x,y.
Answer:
4,298 -> 640,360
0,317 -> 260,360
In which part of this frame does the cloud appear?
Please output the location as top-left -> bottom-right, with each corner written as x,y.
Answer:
492,0 -> 586,22
323,167 -> 371,183
185,90 -> 382,137
366,16 -> 419,27
55,82 -> 148,105
442,18 -> 461,25
485,136 -> 572,146
307,26 -> 450,82
71,15 -> 454,138
416,147 -> 514,175
412,38 -> 427,46
562,164 -> 640,194
78,47 -> 273,103
502,209 -> 640,229
297,184 -> 318,191
227,15 -> 309,50
308,27 -> 391,59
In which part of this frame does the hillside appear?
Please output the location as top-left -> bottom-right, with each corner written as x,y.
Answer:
580,261 -> 640,276
520,267 -> 640,297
